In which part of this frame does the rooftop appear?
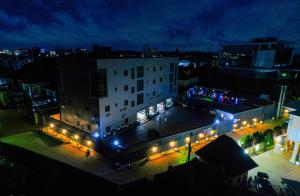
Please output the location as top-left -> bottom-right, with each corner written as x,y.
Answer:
195,135 -> 258,178
283,100 -> 300,111
106,106 -> 215,148
214,103 -> 259,114
290,110 -> 300,117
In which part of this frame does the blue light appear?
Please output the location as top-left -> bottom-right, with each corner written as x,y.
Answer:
215,119 -> 220,124
93,133 -> 99,138
229,115 -> 234,120
113,140 -> 119,146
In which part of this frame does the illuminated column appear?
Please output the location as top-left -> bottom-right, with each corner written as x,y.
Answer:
290,142 -> 300,164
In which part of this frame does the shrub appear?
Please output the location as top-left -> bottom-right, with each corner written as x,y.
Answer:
240,135 -> 252,149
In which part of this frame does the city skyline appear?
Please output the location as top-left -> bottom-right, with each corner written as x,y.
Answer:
0,0 -> 300,52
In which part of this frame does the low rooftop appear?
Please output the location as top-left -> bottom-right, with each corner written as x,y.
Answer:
195,135 -> 258,178
107,106 -> 215,148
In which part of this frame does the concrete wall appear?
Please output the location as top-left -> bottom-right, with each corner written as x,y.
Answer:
122,125 -> 214,161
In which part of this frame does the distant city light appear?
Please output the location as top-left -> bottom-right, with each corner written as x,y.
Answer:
87,140 -> 92,146
242,121 -> 247,125
50,123 -> 55,128
74,135 -> 79,140
260,120 -> 263,124
215,119 -> 220,124
61,129 -> 67,134
252,118 -> 257,122
284,109 -> 289,113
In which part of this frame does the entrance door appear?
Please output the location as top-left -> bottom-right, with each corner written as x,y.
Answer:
137,110 -> 148,124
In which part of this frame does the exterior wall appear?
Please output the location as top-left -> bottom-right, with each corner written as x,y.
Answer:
59,59 -> 100,134
123,125 -> 213,161
287,115 -> 300,143
216,108 -> 263,133
260,104 -> 276,120
97,58 -> 178,137
178,77 -> 199,88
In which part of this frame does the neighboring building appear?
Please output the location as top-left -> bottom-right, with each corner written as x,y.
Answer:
219,37 -> 294,68
184,86 -> 276,133
287,111 -> 300,164
195,135 -> 258,186
218,37 -> 296,79
58,57 -> 178,138
178,68 -> 199,90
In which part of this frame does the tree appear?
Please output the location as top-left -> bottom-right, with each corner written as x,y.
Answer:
251,131 -> 263,145
240,135 -> 252,149
263,131 -> 274,148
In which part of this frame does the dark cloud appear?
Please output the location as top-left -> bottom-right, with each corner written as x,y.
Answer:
0,0 -> 299,51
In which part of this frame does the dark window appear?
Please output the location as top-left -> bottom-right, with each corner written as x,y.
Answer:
137,93 -> 144,105
114,70 -> 117,75
153,79 -> 156,84
124,85 -> 128,91
131,68 -> 135,79
146,80 -> 148,84
169,84 -> 173,93
137,66 -> 144,78
115,103 -> 118,107
87,124 -> 91,130
124,100 -> 128,106
124,70 -> 128,76
160,77 -> 162,82
85,105 -> 89,111
90,69 -> 107,98
77,121 -> 80,126
137,79 -> 144,92
153,66 -> 156,72
146,67 -> 149,71
160,66 -> 162,71
67,100 -> 71,105
106,126 -> 111,132
131,86 -> 135,93
170,63 -> 175,72
115,87 -> 117,92
153,91 -> 156,96
131,101 -> 135,107
105,105 -> 110,112
125,118 -> 128,124
169,74 -> 174,83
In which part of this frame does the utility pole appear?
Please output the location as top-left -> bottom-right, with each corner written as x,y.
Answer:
276,85 -> 287,118
186,133 -> 192,163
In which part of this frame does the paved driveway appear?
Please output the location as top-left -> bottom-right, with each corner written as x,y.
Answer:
249,149 -> 300,191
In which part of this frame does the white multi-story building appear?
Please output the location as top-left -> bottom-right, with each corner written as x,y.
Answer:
59,57 -> 178,138
287,111 -> 300,164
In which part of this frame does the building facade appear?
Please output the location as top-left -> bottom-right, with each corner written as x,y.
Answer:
59,57 -> 178,138
219,37 -> 294,69
287,111 -> 300,164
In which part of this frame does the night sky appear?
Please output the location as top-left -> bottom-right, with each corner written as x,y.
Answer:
0,0 -> 300,51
